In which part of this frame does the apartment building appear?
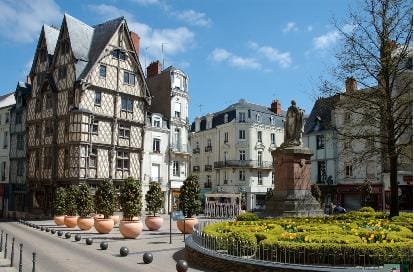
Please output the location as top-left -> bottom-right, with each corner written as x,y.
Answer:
190,99 -> 285,211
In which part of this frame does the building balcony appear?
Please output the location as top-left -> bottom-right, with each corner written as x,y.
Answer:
214,160 -> 273,169
204,165 -> 213,171
193,147 -> 200,154
193,166 -> 200,172
205,146 -> 212,152
204,182 -> 212,189
170,144 -> 190,155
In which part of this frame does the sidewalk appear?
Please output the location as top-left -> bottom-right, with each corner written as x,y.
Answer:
0,258 -> 17,272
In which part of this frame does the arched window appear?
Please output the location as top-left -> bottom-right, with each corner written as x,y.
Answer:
256,114 -> 261,123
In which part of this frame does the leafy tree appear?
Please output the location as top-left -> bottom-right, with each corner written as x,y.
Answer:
54,187 -> 67,216
320,0 -> 412,217
145,181 -> 164,216
119,177 -> 142,220
76,183 -> 94,217
311,184 -> 322,204
178,175 -> 201,218
359,179 -> 375,208
95,179 -> 115,219
66,185 -> 79,216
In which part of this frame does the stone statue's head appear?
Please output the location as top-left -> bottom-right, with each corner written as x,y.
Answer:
291,100 -> 296,106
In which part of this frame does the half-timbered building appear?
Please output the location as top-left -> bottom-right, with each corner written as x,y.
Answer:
26,15 -> 150,215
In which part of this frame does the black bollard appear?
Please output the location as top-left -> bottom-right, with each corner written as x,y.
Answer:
4,233 -> 8,259
85,238 -> 93,245
0,230 -> 3,252
65,232 -> 71,239
119,246 -> 129,257
10,237 -> 15,267
32,252 -> 36,272
19,244 -> 23,272
143,252 -> 153,264
51,229 -> 56,235
74,234 -> 81,242
176,260 -> 188,272
100,241 -> 108,250
57,231 -> 63,237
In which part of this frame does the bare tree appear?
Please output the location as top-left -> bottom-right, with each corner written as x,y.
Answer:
321,0 -> 412,217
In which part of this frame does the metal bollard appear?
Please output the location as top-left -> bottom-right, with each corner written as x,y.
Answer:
19,244 -> 23,272
10,237 -> 15,267
0,230 -> 3,252
4,233 -> 8,259
32,252 -> 36,272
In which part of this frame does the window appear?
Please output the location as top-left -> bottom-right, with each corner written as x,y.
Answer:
91,120 -> 99,135
123,71 -> 136,85
239,170 -> 245,181
58,66 -> 67,79
35,124 -> 41,139
271,172 -> 274,184
257,131 -> 262,143
224,171 -> 228,184
117,151 -> 129,170
35,97 -> 42,112
153,138 -> 161,153
256,114 -> 261,123
121,97 -> 133,112
174,103 -> 181,118
239,150 -> 246,161
271,133 -> 276,145
44,93 -> 52,109
173,161 -> 179,176
16,112 -> 22,124
17,160 -> 24,177
207,139 -> 212,147
5,113 -> 9,123
64,149 -> 70,170
112,49 -> 127,60
345,165 -> 353,177
258,151 -> 263,166
152,116 -> 161,128
44,148 -> 52,169
239,129 -> 246,140
1,161 -> 6,181
206,175 -> 212,188
239,112 -> 246,122
17,135 -> 24,150
99,65 -> 106,78
258,171 -> 263,185
224,132 -> 228,143
316,135 -> 325,150
3,132 -> 8,149
317,161 -> 327,183
95,91 -> 102,106
89,147 -> 97,168
344,112 -> 351,122
119,124 -> 130,139
270,116 -> 275,125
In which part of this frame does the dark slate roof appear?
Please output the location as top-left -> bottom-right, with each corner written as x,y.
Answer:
65,14 -> 94,62
304,95 -> 339,134
191,99 -> 285,132
43,25 -> 59,55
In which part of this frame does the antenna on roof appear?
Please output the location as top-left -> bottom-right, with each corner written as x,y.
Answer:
161,43 -> 168,70
198,104 -> 205,115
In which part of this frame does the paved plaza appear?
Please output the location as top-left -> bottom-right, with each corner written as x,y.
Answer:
0,215 -> 212,272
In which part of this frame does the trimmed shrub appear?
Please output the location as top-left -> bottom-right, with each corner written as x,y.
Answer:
66,185 -> 78,216
359,206 -> 375,213
76,183 -> 94,217
119,177 -> 142,220
95,179 -> 115,218
178,175 -> 201,218
145,181 -> 164,216
236,212 -> 259,221
54,187 -> 66,216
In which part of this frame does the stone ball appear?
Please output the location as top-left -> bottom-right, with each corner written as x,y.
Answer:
86,238 -> 93,245
51,229 -> 56,234
57,231 -> 63,237
74,234 -> 81,242
45,228 -> 50,232
100,241 -> 108,250
65,232 -> 71,239
176,260 -> 188,272
120,246 -> 129,257
143,252 -> 153,264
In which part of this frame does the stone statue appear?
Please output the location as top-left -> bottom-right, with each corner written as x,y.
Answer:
281,100 -> 304,147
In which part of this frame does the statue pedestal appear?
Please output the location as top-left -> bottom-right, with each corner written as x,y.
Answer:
264,146 -> 324,217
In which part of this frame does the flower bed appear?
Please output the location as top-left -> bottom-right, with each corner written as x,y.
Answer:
201,212 -> 413,265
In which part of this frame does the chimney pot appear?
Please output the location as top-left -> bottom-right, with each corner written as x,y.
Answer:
129,31 -> 140,57
345,77 -> 357,92
146,61 -> 161,78
271,99 -> 282,115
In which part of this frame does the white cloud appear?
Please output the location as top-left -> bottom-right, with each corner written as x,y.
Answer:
89,4 -> 195,59
176,9 -> 212,27
307,25 -> 313,32
209,48 -> 261,70
248,41 -> 292,68
0,0 -> 61,43
313,24 -> 355,50
131,0 -> 160,5
283,22 -> 298,33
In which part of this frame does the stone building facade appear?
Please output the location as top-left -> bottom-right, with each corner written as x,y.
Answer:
190,99 -> 285,211
26,14 -> 150,215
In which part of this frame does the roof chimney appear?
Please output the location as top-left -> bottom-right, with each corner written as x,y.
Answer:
271,99 -> 282,115
147,61 -> 161,78
345,77 -> 357,93
129,31 -> 140,57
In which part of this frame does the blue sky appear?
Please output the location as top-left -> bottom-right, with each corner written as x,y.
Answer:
0,0 -> 353,120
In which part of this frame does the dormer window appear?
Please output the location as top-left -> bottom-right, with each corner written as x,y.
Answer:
152,116 -> 161,128
112,49 -> 127,61
239,112 -> 246,122
256,114 -> 261,123
270,116 -> 275,125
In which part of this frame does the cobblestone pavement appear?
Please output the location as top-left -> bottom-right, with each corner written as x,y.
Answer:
0,215 -> 214,272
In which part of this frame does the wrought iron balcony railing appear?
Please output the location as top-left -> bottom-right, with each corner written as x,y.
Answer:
214,160 -> 273,169
204,165 -> 213,171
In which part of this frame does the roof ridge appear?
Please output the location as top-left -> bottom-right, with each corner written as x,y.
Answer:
64,13 -> 93,30
93,16 -> 124,28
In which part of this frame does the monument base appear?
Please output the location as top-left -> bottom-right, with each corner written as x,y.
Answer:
264,146 -> 324,217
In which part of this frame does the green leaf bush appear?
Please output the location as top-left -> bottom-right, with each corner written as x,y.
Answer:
359,206 -> 375,213
201,212 -> 413,265
145,181 -> 164,216
236,212 -> 259,221
65,185 -> 79,216
119,177 -> 142,220
178,175 -> 201,218
54,187 -> 67,216
76,183 -> 94,217
94,179 -> 115,218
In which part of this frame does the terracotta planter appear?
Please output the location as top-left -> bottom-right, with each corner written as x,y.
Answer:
54,215 -> 65,226
145,216 -> 163,231
110,215 -> 120,226
177,218 -> 198,234
64,216 -> 79,228
94,218 -> 114,234
119,220 -> 143,239
77,217 -> 94,230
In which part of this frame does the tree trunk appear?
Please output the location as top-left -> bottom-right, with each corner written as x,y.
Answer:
389,153 -> 399,217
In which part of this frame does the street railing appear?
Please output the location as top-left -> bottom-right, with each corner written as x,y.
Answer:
191,221 -> 413,268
